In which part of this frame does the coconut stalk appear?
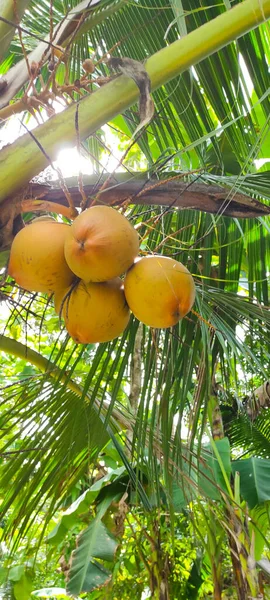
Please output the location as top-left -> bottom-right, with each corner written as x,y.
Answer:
0,0 -> 31,62
17,176 -> 270,218
0,0 -> 269,204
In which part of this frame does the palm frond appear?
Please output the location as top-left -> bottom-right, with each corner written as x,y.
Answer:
0,1 -> 270,572
227,411 -> 270,458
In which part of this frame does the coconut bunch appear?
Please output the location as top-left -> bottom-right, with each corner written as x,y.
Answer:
8,207 -> 196,344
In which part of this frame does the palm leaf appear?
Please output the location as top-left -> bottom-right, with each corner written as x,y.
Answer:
227,411 -> 270,458
0,0 -> 31,62
1,275 -> 269,536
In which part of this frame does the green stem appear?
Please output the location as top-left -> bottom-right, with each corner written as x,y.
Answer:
0,0 -> 269,203
0,334 -> 130,431
0,333 -> 83,396
209,436 -> 234,500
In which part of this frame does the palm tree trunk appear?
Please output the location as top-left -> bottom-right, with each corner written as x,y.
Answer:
212,563 -> 223,600
245,381 -> 270,420
0,0 -> 269,204
227,509 -> 262,600
228,529 -> 249,600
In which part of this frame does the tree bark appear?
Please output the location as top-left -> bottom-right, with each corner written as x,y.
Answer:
212,563 -> 223,600
27,176 -> 270,218
245,381 -> 270,420
228,530 -> 249,600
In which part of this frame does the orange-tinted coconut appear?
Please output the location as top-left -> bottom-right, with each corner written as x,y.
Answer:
8,220 -> 74,293
55,278 -> 130,344
64,206 -> 139,282
124,255 -> 195,328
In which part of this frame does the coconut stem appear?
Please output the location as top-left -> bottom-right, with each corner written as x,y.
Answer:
21,199 -> 75,219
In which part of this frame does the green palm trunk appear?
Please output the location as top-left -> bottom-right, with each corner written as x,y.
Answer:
0,0 -> 269,203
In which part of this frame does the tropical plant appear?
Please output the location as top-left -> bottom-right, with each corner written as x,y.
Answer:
0,0 -> 270,598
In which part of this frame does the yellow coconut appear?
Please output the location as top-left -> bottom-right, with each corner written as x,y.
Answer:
55,278 -> 130,344
64,206 -> 139,282
124,255 -> 195,328
8,221 -> 75,294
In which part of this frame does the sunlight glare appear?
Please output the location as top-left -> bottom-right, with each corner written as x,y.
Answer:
56,147 -> 93,177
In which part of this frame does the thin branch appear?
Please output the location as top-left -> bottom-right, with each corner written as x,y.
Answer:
19,121 -> 78,218
0,15 -> 67,50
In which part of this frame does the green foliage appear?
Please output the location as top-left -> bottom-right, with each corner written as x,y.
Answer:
13,574 -> 33,600
227,411 -> 270,458
249,503 -> 270,561
31,589 -> 73,599
198,437 -> 232,499
0,0 -> 270,597
47,466 -> 125,546
66,519 -> 118,595
232,458 -> 270,509
172,437 -> 232,508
